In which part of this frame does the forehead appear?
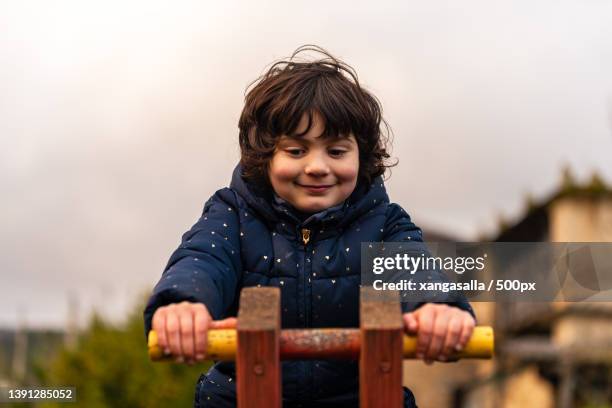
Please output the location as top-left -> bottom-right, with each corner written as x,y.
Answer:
281,111 -> 353,142
277,133 -> 356,145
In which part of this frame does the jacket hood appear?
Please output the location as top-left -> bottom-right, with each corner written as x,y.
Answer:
229,164 -> 389,228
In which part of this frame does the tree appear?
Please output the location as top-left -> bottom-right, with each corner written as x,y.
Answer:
37,297 -> 212,408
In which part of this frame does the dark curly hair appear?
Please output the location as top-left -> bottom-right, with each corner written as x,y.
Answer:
238,45 -> 394,189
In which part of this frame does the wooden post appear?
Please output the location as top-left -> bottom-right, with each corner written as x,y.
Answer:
236,287 -> 281,408
360,287 -> 403,408
557,355 -> 576,408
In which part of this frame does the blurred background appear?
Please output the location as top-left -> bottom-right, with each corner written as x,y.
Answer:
1,0 -> 611,406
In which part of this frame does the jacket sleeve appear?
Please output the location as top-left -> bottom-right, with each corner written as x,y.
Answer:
143,188 -> 242,335
382,203 -> 475,318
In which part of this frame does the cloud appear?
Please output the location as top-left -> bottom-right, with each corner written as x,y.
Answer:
2,0 -> 612,327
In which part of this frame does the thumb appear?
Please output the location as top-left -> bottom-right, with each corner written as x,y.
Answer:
210,317 -> 237,330
403,313 -> 418,334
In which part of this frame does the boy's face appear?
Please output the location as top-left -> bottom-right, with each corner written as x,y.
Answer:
269,112 -> 359,213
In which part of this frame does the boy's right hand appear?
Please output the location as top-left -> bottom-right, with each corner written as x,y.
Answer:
152,301 -> 237,364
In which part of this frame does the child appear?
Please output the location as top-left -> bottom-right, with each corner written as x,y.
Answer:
144,45 -> 475,408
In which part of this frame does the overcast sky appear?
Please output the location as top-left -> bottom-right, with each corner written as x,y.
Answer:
1,0 -> 612,328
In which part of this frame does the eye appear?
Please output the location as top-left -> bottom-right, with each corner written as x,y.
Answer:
286,148 -> 305,157
328,148 -> 347,157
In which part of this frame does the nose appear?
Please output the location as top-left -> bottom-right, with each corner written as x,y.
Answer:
304,151 -> 330,177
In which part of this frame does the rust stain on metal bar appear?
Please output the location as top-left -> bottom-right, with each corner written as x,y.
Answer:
280,329 -> 360,359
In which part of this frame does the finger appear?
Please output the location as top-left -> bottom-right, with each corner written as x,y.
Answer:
403,313 -> 418,334
457,315 -> 475,351
179,308 -> 195,362
441,315 -> 462,360
166,307 -> 182,360
426,310 -> 449,361
415,307 -> 435,360
152,308 -> 169,354
194,305 -> 210,361
210,317 -> 237,330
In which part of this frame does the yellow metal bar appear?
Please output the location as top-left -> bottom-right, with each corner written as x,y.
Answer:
148,329 -> 237,361
149,326 -> 493,361
401,326 -> 494,359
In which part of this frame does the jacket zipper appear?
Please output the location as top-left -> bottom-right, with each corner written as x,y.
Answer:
300,227 -> 313,403
300,228 -> 311,329
301,228 -> 310,245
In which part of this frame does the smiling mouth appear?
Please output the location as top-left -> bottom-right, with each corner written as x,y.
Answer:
295,183 -> 335,193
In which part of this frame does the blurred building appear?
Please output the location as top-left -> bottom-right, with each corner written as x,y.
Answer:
404,169 -> 612,408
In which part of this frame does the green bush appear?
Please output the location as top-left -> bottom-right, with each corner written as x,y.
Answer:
37,299 -> 211,408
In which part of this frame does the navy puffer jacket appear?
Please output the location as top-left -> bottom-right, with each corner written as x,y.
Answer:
144,165 -> 473,407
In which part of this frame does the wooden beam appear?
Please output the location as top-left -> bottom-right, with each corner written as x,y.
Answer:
236,287 -> 281,408
360,287 -> 403,408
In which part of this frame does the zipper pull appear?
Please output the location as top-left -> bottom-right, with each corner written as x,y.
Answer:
301,228 -> 311,245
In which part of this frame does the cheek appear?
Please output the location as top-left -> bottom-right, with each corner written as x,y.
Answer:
335,158 -> 360,182
269,157 -> 299,182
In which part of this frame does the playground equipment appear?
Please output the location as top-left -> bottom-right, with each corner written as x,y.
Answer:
148,287 -> 494,407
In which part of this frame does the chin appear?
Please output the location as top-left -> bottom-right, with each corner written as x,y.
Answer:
296,199 -> 335,213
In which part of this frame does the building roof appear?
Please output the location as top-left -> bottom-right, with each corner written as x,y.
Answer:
494,169 -> 612,242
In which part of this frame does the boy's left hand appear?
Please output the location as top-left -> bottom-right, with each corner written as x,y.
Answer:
403,304 -> 475,364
